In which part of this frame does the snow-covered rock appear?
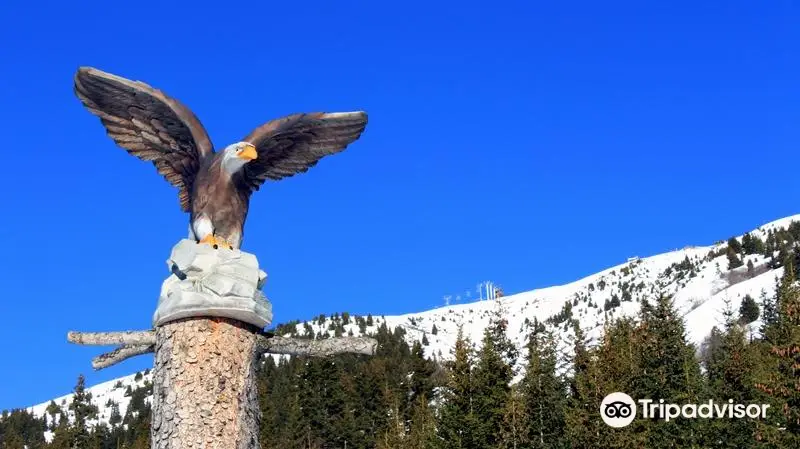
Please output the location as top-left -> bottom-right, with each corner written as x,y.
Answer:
153,239 -> 272,328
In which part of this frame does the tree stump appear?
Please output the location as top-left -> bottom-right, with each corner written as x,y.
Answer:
152,318 -> 261,449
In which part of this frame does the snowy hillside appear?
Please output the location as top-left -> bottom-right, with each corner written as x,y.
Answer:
27,214 -> 800,430
289,215 -> 799,374
26,371 -> 152,442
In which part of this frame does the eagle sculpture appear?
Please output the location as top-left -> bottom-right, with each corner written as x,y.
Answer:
74,67 -> 368,250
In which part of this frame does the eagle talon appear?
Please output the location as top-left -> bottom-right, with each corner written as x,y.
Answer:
198,235 -> 233,250
216,237 -> 234,250
199,235 -> 219,248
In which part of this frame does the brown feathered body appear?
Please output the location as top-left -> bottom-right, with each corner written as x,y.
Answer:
73,67 -> 368,249
190,155 -> 250,249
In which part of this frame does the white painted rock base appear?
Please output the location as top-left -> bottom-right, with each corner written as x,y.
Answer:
153,240 -> 273,328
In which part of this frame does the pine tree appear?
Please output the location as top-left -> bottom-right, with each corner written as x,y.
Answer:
742,233 -> 754,254
754,266 -> 800,446
376,391 -> 406,449
728,247 -> 744,270
496,387 -> 530,449
472,306 -> 517,447
593,317 -> 648,448
108,401 -> 122,427
48,415 -> 72,449
630,295 -> 704,448
355,358 -> 392,448
258,357 -> 282,448
68,374 -> 98,448
408,341 -> 436,411
763,232 -> 775,257
119,382 -> 152,449
703,301 -> 763,447
770,244 -> 791,270
739,294 -> 760,324
339,363 -> 371,448
406,395 -> 437,449
789,222 -> 800,241
743,233 -> 767,255
45,401 -> 61,422
564,320 -> 603,449
128,416 -> 151,449
761,287 -> 780,334
700,326 -> 725,374
0,410 -> 46,449
520,328 -> 566,448
2,427 -> 25,449
437,327 -> 479,449
728,237 -> 743,254
87,424 -> 109,449
297,358 -> 352,447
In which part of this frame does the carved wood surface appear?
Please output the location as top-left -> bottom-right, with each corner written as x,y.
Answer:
151,317 -> 260,449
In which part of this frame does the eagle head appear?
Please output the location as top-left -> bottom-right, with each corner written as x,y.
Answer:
221,142 -> 258,174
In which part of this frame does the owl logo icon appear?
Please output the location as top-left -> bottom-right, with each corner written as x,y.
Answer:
601,392 -> 637,428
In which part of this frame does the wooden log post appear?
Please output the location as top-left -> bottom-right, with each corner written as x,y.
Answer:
151,318 -> 261,449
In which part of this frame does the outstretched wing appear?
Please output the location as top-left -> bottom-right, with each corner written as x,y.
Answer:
237,111 -> 368,194
73,67 -> 214,212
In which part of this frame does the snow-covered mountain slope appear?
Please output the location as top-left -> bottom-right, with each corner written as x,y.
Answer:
26,371 -> 152,441
287,214 -> 796,378
27,214 -> 800,429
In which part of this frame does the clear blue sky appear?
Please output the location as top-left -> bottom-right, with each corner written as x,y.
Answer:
0,0 -> 797,409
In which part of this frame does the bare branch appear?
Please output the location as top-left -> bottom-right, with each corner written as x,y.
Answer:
68,330 -> 156,346
257,335 -> 378,357
68,328 -> 377,370
92,344 -> 154,370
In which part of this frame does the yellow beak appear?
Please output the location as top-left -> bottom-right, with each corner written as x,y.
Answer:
238,143 -> 258,161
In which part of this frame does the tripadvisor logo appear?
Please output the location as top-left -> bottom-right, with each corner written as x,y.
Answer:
600,392 -> 637,428
600,392 -> 770,428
